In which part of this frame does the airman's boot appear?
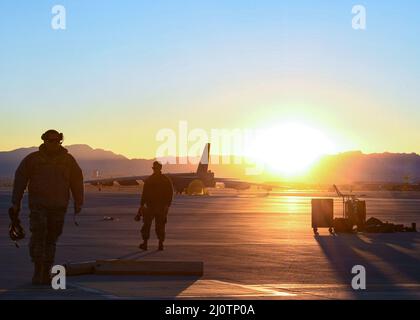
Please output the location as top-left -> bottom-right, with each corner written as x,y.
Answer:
41,263 -> 53,286
158,241 -> 164,251
32,262 -> 43,285
139,240 -> 148,251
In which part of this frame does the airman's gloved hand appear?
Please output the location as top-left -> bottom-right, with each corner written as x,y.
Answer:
73,205 -> 82,227
134,206 -> 144,221
8,205 -> 25,243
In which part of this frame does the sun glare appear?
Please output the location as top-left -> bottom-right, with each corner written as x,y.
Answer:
248,123 -> 336,176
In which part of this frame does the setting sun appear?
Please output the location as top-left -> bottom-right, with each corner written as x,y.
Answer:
248,123 -> 336,176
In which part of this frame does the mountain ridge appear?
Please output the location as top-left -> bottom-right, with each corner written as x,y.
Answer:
0,144 -> 419,184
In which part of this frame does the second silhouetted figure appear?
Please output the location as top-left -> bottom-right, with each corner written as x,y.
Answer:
136,161 -> 173,251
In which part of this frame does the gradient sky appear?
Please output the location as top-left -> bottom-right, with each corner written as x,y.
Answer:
1,0 -> 419,158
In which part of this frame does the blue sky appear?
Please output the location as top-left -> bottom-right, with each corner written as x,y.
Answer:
0,0 -> 419,157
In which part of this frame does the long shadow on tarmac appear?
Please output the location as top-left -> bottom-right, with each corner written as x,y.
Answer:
315,232 -> 420,299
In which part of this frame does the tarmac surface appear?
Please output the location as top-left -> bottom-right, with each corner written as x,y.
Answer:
0,189 -> 419,300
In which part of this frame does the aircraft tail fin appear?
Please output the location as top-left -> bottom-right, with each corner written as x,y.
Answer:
196,143 -> 210,175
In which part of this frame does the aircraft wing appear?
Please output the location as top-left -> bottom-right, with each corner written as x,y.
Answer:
84,144 -> 211,186
214,178 -> 273,191
84,175 -> 149,185
84,143 -> 272,192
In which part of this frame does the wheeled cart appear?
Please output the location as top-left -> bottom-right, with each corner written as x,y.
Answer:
311,199 -> 334,235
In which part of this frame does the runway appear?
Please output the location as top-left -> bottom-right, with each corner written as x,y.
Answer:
0,190 -> 419,299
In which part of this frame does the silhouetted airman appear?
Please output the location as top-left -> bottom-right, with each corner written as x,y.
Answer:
135,161 -> 173,251
10,130 -> 84,285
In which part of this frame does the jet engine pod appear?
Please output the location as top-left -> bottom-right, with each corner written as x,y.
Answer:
187,179 -> 205,196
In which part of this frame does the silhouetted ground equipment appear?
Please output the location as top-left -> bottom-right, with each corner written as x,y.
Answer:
330,201 -> 366,234
310,186 -> 361,234
311,185 -> 418,234
311,199 -> 334,235
334,184 -> 366,232
333,218 -> 353,233
345,200 -> 366,230
363,218 -> 417,233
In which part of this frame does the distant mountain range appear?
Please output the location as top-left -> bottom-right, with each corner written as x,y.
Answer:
0,145 -> 199,182
0,145 -> 153,180
0,145 -> 419,184
307,151 -> 420,184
